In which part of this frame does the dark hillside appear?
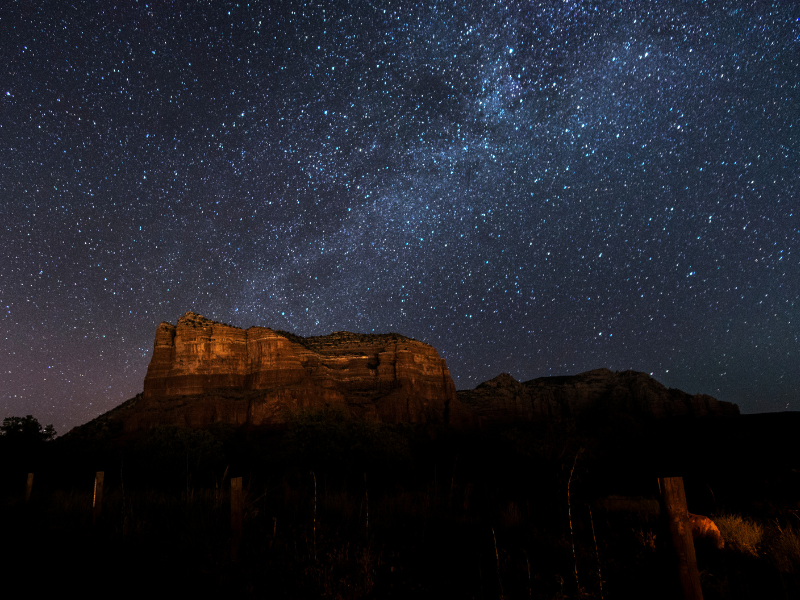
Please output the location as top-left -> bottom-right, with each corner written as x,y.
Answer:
3,410 -> 799,598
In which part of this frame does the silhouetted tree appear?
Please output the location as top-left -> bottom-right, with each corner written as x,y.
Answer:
1,415 -> 56,442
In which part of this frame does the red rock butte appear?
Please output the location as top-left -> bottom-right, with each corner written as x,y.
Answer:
130,311 -> 464,430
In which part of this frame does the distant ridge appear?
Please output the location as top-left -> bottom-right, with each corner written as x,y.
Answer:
458,368 -> 739,425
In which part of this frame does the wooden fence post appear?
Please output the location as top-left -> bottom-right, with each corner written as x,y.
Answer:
93,471 -> 104,524
231,476 -> 242,562
25,473 -> 34,502
658,477 -> 703,600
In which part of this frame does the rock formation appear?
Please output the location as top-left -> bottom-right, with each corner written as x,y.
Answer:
689,513 -> 725,550
458,368 -> 739,425
120,312 -> 462,430
69,313 -> 738,438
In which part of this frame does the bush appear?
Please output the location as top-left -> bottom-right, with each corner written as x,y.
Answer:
714,514 -> 763,556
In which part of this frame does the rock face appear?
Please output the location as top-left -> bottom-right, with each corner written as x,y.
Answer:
458,368 -> 739,425
124,312 -> 461,430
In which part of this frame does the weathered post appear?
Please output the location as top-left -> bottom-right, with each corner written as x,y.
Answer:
25,473 -> 34,502
93,471 -> 104,524
658,477 -> 703,600
231,476 -> 243,562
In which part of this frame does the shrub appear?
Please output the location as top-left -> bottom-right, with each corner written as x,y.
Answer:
714,514 -> 763,556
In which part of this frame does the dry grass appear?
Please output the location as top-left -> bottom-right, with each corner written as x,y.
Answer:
768,523 -> 800,573
714,514 -> 763,556
306,544 -> 380,599
500,501 -> 521,528
634,527 -> 658,553
598,495 -> 660,518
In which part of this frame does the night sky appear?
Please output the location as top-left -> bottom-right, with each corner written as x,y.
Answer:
2,1 -> 798,433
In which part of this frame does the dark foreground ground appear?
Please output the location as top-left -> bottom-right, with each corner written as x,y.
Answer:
2,411 -> 799,598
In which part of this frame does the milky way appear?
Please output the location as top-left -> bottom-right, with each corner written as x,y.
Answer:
2,1 -> 798,431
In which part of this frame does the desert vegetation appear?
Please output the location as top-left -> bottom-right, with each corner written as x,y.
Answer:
2,411 -> 799,598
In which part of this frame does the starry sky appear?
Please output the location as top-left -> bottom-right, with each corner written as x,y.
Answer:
2,0 -> 798,433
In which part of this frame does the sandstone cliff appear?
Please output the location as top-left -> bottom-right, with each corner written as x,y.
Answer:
458,368 -> 739,425
69,313 -> 738,438
122,312 -> 462,430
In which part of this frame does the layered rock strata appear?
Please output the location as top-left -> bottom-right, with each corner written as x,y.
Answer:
458,368 -> 739,425
125,312 -> 462,430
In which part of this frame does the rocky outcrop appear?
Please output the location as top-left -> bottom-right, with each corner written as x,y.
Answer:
123,312 -> 462,430
689,513 -> 725,550
458,368 -> 739,425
